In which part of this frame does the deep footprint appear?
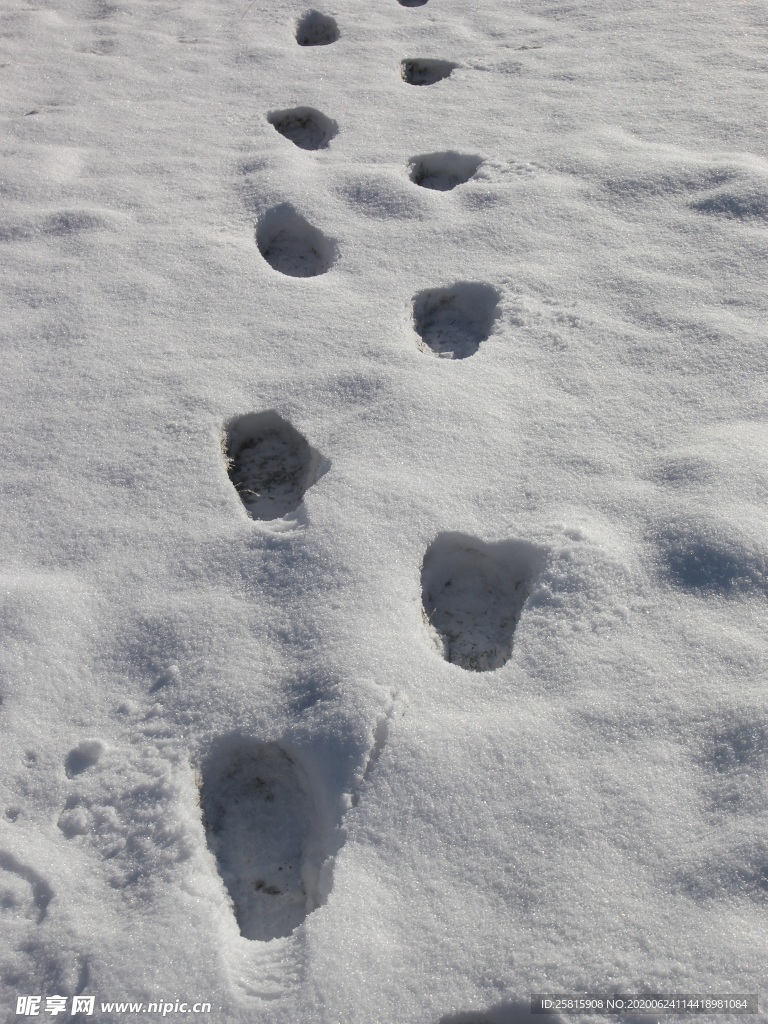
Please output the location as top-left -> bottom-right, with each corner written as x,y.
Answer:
401,58 -> 456,85
224,411 -> 327,521
201,741 -> 317,941
267,107 -> 337,151
409,152 -> 482,191
412,282 -> 501,359
295,10 -> 339,46
256,204 -> 336,277
421,534 -> 536,671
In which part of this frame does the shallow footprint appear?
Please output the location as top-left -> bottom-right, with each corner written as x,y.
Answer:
409,152 -> 482,191
401,58 -> 456,85
224,411 -> 327,521
412,282 -> 501,359
421,533 -> 537,671
267,106 -> 337,151
689,184 -> 768,222
0,851 -> 53,926
295,10 -> 339,46
656,520 -> 768,596
256,204 -> 336,277
201,740 -> 317,941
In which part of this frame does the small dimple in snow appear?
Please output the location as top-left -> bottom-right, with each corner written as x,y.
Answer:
689,185 -> 768,222
295,10 -> 339,46
334,173 -> 426,220
401,58 -> 457,86
421,534 -> 539,671
409,152 -> 482,191
224,411 -> 327,521
412,282 -> 501,359
657,524 -> 768,596
65,739 -> 107,778
267,107 -> 337,151
91,0 -> 118,18
708,722 -> 768,774
256,204 -> 336,278
700,718 -> 768,815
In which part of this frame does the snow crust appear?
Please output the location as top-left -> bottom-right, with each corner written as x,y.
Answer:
0,0 -> 766,1020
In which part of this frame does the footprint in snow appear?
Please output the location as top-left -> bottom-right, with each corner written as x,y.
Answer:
399,0 -> 428,6
200,740 -> 321,941
421,533 -> 539,671
412,282 -> 501,359
656,520 -> 768,597
256,204 -> 336,277
409,152 -> 482,191
295,10 -> 339,46
401,58 -> 457,85
223,411 -> 328,521
688,183 -> 768,222
267,106 -> 337,151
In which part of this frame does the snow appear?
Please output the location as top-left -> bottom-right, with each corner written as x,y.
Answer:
0,0 -> 766,1020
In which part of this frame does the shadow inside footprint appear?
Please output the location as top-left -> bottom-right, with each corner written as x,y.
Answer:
267,106 -> 337,151
296,9 -> 339,45
401,58 -> 457,85
224,411 -> 328,521
256,204 -> 336,277
412,282 -> 501,359
201,740 -> 318,941
409,152 -> 482,191
421,533 -> 541,671
399,0 -> 428,6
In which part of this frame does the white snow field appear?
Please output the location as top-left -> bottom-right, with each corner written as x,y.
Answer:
0,0 -> 766,1020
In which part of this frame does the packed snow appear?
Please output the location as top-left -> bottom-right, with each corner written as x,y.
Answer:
0,0 -> 766,1021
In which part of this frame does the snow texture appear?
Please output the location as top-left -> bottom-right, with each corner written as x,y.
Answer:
0,0 -> 766,1019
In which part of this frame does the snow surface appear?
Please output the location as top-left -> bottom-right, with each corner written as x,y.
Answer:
1,0 -> 767,1020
